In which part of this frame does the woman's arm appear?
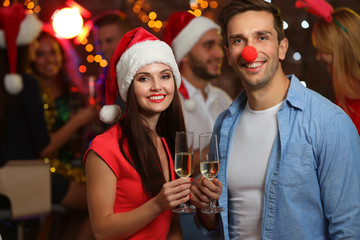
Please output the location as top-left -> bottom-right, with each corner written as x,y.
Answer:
166,213 -> 182,240
40,105 -> 97,156
86,150 -> 192,240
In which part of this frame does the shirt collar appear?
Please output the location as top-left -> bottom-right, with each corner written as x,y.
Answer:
284,74 -> 305,111
182,76 -> 211,99
228,74 -> 306,115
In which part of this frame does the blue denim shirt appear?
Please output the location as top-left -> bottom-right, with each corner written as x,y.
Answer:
200,75 -> 360,240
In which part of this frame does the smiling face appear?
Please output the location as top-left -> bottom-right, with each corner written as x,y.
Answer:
133,63 -> 175,119
33,36 -> 63,79
184,29 -> 224,80
224,10 -> 288,91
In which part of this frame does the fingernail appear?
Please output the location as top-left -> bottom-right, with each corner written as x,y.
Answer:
189,194 -> 191,198
190,177 -> 193,182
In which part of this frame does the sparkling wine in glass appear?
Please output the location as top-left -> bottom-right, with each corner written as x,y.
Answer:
199,132 -> 224,214
173,131 -> 195,213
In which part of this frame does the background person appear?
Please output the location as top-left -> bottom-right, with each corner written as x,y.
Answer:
312,7 -> 360,134
163,11 -> 233,240
30,30 -> 98,239
163,11 -> 232,177
92,10 -> 132,113
84,27 -> 192,239
190,0 -> 360,239
0,4 -> 45,166
0,4 -> 95,240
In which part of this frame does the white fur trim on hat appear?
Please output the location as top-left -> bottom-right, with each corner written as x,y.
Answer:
0,14 -> 43,48
172,16 -> 220,64
99,104 -> 122,124
4,73 -> 23,95
116,40 -> 181,101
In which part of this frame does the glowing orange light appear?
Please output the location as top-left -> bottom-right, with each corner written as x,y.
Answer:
194,9 -> 202,16
149,11 -> 157,20
210,1 -> 218,8
27,2 -> 34,9
52,8 -> 83,39
201,1 -> 209,9
99,59 -> 108,68
80,38 -> 88,45
155,20 -> 162,29
79,65 -> 86,73
34,6 -> 41,13
74,20 -> 93,45
141,15 -> 149,23
133,5 -> 141,13
85,44 -> 93,52
148,20 -> 155,28
94,55 -> 102,63
190,2 -> 198,10
87,55 -> 95,63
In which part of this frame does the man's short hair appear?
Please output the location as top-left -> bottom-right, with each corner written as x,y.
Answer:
218,0 -> 285,47
93,10 -> 131,32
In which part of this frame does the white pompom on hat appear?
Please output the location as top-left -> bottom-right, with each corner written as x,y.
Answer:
162,11 -> 220,112
99,27 -> 181,124
0,4 -> 43,95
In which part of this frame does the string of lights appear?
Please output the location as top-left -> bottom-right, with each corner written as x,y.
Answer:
1,0 -> 313,78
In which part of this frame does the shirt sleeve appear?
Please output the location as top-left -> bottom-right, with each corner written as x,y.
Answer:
318,112 -> 360,239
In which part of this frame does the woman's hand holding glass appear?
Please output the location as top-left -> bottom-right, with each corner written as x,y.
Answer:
199,132 -> 224,214
173,131 -> 196,213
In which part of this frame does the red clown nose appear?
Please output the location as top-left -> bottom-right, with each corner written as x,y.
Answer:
242,46 -> 257,62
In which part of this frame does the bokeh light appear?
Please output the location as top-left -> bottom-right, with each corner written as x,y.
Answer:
52,8 -> 83,39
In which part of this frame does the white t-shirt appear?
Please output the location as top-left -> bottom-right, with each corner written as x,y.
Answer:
180,77 -> 232,150
227,100 -> 283,240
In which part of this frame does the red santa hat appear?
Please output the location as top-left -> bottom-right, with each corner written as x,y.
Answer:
163,11 -> 220,64
99,27 -> 181,124
0,4 -> 43,95
162,12 -> 220,111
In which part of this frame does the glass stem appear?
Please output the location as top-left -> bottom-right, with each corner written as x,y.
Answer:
209,199 -> 216,209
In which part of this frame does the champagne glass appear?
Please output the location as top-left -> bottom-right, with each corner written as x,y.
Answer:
173,131 -> 196,213
199,132 -> 224,214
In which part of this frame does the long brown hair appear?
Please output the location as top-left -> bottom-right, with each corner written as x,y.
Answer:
118,79 -> 185,196
312,8 -> 360,114
218,0 -> 285,47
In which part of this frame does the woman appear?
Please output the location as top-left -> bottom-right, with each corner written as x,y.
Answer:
312,7 -> 360,134
84,27 -> 191,239
30,30 -> 98,239
0,4 -> 45,166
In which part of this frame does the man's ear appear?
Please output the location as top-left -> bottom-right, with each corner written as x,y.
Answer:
279,38 -> 288,61
224,45 -> 233,67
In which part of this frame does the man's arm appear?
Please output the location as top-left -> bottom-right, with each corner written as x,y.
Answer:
318,113 -> 360,239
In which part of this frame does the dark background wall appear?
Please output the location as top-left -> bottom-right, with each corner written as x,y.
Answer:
33,0 -> 360,101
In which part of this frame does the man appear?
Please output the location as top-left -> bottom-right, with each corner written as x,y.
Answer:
190,0 -> 360,239
163,12 -> 232,176
93,10 -> 131,62
163,12 -> 232,240
93,10 -> 131,113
